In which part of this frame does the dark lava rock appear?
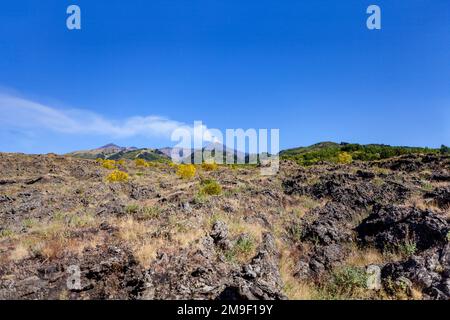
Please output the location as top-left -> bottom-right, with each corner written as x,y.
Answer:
210,221 -> 232,250
130,183 -> 155,200
218,233 -> 287,300
380,157 -> 422,172
301,202 -> 357,245
282,173 -> 309,196
381,244 -> 450,300
356,170 -> 375,179
141,239 -> 232,299
0,245 -> 145,299
210,221 -> 228,243
295,244 -> 349,280
357,205 -> 449,252
283,172 -> 410,209
142,232 -> 287,300
424,187 -> 450,209
430,172 -> 450,182
292,202 -> 361,280
0,195 -> 14,203
96,199 -> 126,216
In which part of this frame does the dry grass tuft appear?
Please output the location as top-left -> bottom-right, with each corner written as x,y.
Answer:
345,246 -> 384,267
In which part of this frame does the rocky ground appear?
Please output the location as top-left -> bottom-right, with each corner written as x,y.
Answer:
0,152 -> 449,300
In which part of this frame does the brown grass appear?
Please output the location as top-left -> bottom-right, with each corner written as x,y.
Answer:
345,246 -> 384,267
278,245 -> 316,299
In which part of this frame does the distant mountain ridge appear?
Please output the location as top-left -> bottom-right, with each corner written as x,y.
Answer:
67,142 -> 251,163
67,141 -> 445,164
67,143 -> 163,161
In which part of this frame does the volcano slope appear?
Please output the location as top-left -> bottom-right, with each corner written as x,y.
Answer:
0,153 -> 449,300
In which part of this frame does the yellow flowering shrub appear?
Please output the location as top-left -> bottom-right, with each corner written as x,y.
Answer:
102,159 -> 117,170
106,169 -> 129,183
337,152 -> 352,164
176,164 -> 196,179
135,158 -> 147,167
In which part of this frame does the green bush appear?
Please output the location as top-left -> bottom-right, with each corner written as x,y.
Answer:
225,236 -> 255,262
199,179 -> 222,196
234,236 -> 254,254
139,206 -> 161,220
281,143 -> 439,166
125,204 -> 140,215
125,204 -> 161,220
398,239 -> 417,257
0,229 -> 14,238
318,266 -> 368,299
440,145 -> 450,154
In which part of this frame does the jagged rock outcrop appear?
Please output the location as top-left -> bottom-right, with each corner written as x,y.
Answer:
424,187 -> 450,209
218,233 -> 287,300
382,244 -> 450,300
283,172 -> 411,209
357,205 -> 449,252
0,245 -> 144,299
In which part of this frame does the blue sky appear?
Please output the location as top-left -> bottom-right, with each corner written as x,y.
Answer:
0,0 -> 449,154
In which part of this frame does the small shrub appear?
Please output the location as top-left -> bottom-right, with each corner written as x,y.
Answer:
117,159 -> 125,166
125,204 -> 140,215
421,181 -> 434,192
139,206 -> 161,220
102,159 -> 117,170
176,164 -> 196,179
440,145 -> 450,154
0,229 -> 14,238
333,266 -> 367,289
193,192 -> 208,204
225,235 -> 255,262
333,266 -> 367,294
235,236 -> 254,254
125,204 -> 161,220
53,211 -> 67,222
384,276 -> 411,299
223,186 -> 245,197
106,169 -> 129,183
337,152 -> 352,164
201,162 -> 218,171
289,223 -> 303,242
318,266 -> 368,299
398,239 -> 417,257
22,218 -> 37,229
199,179 -> 222,196
68,213 -> 95,228
372,177 -> 384,186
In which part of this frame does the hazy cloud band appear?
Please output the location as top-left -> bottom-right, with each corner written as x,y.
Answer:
0,93 -> 209,141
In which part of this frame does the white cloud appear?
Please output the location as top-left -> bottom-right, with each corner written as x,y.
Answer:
0,93 -> 213,142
